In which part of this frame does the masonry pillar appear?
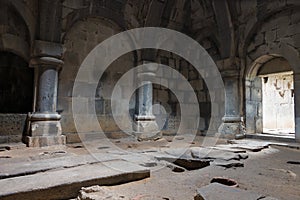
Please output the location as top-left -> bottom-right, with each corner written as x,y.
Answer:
294,72 -> 300,142
218,69 -> 245,139
133,61 -> 161,141
26,40 -> 66,147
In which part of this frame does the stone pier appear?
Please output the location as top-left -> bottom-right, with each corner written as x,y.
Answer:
218,69 -> 245,139
133,61 -> 161,141
26,40 -> 66,147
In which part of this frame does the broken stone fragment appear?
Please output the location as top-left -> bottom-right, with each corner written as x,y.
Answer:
77,185 -> 130,200
212,159 -> 244,168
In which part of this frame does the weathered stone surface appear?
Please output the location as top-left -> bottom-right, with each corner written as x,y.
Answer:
212,159 -> 244,168
163,147 -> 246,161
0,152 -> 119,179
155,154 -> 210,170
0,160 -> 150,200
194,183 -> 264,200
227,139 -> 270,152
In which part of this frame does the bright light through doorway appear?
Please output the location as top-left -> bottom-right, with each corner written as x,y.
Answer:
262,72 -> 295,135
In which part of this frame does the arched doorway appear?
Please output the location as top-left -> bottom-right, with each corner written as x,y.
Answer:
0,52 -> 33,143
245,55 -> 295,137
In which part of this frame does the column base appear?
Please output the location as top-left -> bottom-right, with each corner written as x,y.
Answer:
218,116 -> 246,139
30,120 -> 62,136
133,119 -> 162,141
25,135 -> 66,147
27,113 -> 66,147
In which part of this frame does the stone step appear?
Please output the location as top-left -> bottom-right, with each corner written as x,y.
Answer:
0,160 -> 150,200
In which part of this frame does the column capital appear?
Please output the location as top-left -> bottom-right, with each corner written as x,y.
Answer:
30,40 -> 64,68
221,69 -> 240,78
29,56 -> 64,68
32,40 -> 64,59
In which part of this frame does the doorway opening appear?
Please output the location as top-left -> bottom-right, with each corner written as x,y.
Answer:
261,72 -> 295,135
245,55 -> 295,137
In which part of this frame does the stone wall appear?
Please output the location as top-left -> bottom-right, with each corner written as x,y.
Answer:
58,17 -> 135,136
0,0 -> 300,143
0,114 -> 27,143
153,51 -> 212,135
246,7 -> 300,67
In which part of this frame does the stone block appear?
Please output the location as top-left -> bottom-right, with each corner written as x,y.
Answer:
210,102 -> 219,117
190,79 -> 204,91
33,40 -> 63,59
57,97 -> 72,114
251,88 -> 262,101
64,51 -> 81,66
265,30 -> 276,42
26,135 -> 66,147
291,10 -> 300,24
253,33 -> 265,47
189,70 -> 198,80
71,115 -> 93,133
181,104 -> 200,116
160,78 -> 169,88
98,116 -> 120,132
157,90 -> 169,102
287,23 -> 300,36
0,114 -> 27,138
104,99 -> 112,115
290,34 -> 300,47
181,67 -> 189,79
61,114 -> 77,133
184,91 -> 198,103
72,82 -> 97,98
58,80 -> 74,97
94,98 -> 105,115
197,91 -> 207,102
65,133 -> 82,143
249,44 -> 269,61
30,121 -> 62,137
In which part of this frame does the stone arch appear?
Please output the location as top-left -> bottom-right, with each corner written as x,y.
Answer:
0,1 -> 32,61
62,6 -> 126,41
242,4 -> 300,141
9,0 -> 37,42
0,51 -> 34,143
0,1 -> 34,143
244,42 -> 300,141
240,5 -> 300,58
59,17 -> 136,136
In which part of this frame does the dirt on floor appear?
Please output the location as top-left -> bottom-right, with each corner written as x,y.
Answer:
92,145 -> 299,200
1,135 -> 299,200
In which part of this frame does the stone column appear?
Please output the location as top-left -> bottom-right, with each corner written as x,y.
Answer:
294,73 -> 300,142
133,61 -> 161,141
218,70 -> 245,139
26,40 -> 66,147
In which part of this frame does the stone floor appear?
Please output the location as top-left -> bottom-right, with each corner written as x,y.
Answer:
0,135 -> 299,200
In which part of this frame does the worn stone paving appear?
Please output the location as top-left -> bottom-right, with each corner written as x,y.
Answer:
0,138 -> 299,200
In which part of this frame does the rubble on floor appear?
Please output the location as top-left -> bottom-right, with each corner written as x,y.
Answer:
77,186 -> 130,200
0,137 -> 299,199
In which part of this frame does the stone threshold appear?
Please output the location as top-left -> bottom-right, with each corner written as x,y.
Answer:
0,160 -> 150,200
246,133 -> 296,143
